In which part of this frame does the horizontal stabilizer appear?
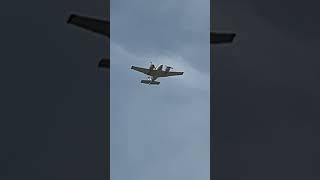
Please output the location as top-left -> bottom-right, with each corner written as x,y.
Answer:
98,58 -> 110,68
67,14 -> 109,37
211,32 -> 236,44
141,80 -> 160,85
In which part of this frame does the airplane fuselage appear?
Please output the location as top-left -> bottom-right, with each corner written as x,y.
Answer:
146,65 -> 171,79
131,63 -> 183,85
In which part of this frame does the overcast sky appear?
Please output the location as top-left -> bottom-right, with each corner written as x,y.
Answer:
110,0 -> 210,180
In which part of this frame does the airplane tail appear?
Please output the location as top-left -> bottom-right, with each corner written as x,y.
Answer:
141,80 -> 160,85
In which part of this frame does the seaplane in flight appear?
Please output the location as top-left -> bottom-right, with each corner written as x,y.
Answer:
131,62 -> 184,85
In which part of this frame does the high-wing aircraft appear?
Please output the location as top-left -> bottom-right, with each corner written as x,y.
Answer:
211,32 -> 236,44
131,62 -> 184,85
67,14 -> 110,69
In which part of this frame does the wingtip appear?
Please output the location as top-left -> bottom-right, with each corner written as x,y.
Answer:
67,15 -> 74,23
231,33 -> 236,40
67,14 -> 77,23
226,33 -> 236,43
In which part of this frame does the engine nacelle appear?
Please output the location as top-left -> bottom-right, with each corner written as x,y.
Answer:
165,66 -> 172,72
156,64 -> 163,71
149,64 -> 155,70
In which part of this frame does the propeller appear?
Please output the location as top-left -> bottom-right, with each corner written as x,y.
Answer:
166,65 -> 173,69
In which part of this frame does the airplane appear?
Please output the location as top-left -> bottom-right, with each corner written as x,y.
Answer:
67,14 -> 110,69
211,32 -> 236,44
131,62 -> 184,85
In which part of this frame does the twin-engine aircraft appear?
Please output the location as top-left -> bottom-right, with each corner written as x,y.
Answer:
131,62 -> 184,85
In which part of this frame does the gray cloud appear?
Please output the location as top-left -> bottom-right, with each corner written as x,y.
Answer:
111,0 -> 210,180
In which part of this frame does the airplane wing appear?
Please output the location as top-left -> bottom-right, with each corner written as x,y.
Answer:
131,66 -> 150,75
211,32 -> 236,44
165,71 -> 184,77
67,14 -> 109,37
